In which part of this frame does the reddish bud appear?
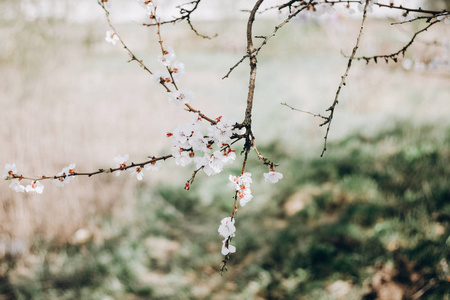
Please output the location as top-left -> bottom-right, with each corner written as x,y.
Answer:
215,116 -> 222,122
166,132 -> 173,137
189,152 -> 195,158
184,182 -> 190,190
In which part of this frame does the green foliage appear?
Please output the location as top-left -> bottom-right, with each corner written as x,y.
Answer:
3,122 -> 450,299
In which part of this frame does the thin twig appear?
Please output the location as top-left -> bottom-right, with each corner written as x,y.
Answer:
224,2 -> 309,79
251,133 -> 276,168
143,0 -> 217,39
11,155 -> 173,182
320,0 -> 369,157
222,55 -> 249,79
254,4 -> 309,56
390,12 -> 447,25
100,3 -> 153,75
278,0 -> 448,15
281,102 -> 328,120
353,19 -> 441,64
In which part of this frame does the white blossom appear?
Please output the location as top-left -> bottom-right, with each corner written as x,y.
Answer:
188,132 -> 210,153
402,58 -> 413,70
114,154 -> 129,176
240,194 -> 253,207
101,0 -> 112,9
170,61 -> 185,82
105,30 -> 119,46
209,117 -> 237,145
208,150 -> 225,174
194,154 -> 209,169
25,181 -> 44,194
144,160 -> 161,171
437,14 -> 450,24
3,163 -> 18,179
218,217 -> 236,238
170,125 -> 194,148
158,47 -> 176,66
264,171 -> 284,183
313,3 -> 335,16
229,172 -> 253,206
172,147 -> 193,167
414,60 -> 426,72
129,166 -> 144,180
346,4 -> 355,14
54,163 -> 76,187
168,88 -> 194,105
220,148 -> 236,164
137,0 -> 157,9
221,239 -> 236,256
9,179 -> 25,193
152,70 -> 172,84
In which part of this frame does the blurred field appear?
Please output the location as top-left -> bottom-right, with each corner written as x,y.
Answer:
1,1 -> 450,299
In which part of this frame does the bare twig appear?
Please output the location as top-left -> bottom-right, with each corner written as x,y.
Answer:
224,2 -> 309,79
281,102 -> 328,120
143,0 -> 217,39
222,54 -> 249,79
278,0 -> 448,15
390,12 -> 448,25
243,0 -> 265,128
254,4 -> 309,56
320,0 -> 370,157
353,19 -> 441,64
251,134 -> 276,168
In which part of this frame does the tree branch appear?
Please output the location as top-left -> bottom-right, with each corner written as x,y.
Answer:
353,19 -> 441,64
320,0 -> 370,157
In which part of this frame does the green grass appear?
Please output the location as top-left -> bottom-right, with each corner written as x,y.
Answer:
2,122 -> 449,299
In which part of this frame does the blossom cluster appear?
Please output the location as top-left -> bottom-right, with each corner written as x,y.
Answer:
137,0 -> 157,17
218,217 -> 236,256
152,46 -> 190,105
229,172 -> 253,207
167,115 -> 238,176
4,163 -> 45,194
54,163 -> 76,187
114,154 -> 161,180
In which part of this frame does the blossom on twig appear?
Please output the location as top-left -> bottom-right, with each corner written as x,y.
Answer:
105,30 -> 119,45
25,181 -> 44,194
263,170 -> 283,183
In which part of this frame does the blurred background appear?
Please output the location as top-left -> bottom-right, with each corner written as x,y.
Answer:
1,0 -> 449,299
